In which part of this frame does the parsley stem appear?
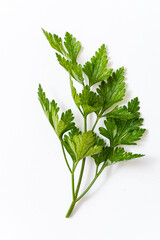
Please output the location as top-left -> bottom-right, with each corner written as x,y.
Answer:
92,115 -> 101,131
66,151 -> 107,217
76,176 -> 97,202
65,201 -> 76,218
75,158 -> 85,198
75,117 -> 87,198
61,142 -> 72,173
92,117 -> 99,131
72,165 -> 75,200
84,116 -> 87,132
76,162 -> 106,202
78,106 -> 83,116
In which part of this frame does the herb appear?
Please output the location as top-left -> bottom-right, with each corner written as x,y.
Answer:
38,29 -> 146,218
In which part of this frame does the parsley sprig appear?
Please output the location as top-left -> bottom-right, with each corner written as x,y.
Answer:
38,29 -> 146,218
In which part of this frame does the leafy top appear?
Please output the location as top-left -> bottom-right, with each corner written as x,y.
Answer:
64,32 -> 81,62
42,28 -> 67,57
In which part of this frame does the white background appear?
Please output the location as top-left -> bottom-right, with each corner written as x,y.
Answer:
0,0 -> 160,239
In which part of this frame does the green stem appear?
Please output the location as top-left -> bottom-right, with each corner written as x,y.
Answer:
75,158 -> 85,198
65,162 -> 107,217
75,116 -> 87,197
78,106 -> 84,116
92,116 -> 99,131
76,162 -> 106,202
65,200 -> 76,218
96,165 -> 99,176
72,164 -> 75,201
61,142 -> 72,173
84,116 -> 87,132
66,77 -> 89,217
76,176 -> 97,202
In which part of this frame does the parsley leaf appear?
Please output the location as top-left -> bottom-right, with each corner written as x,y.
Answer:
56,110 -> 75,138
43,29 -> 84,84
70,80 -> 102,116
93,146 -> 144,166
42,28 -> 67,57
97,67 -> 126,115
38,84 -> 75,139
69,126 -> 82,138
83,44 -> 112,86
70,79 -> 82,108
92,147 -> 110,166
38,84 -> 59,127
103,105 -> 135,120
79,85 -> 102,117
99,97 -> 146,146
63,131 -> 103,162
128,97 -> 140,117
108,147 -> 144,163
99,118 -> 116,146
56,53 -> 84,84
64,32 -> 81,62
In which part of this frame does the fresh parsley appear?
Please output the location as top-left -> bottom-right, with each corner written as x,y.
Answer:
38,29 -> 146,218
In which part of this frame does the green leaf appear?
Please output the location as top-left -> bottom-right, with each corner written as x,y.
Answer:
63,135 -> 77,161
84,145 -> 103,158
70,63 -> 84,85
63,131 -> 103,162
56,53 -> 70,71
84,135 -> 106,158
38,84 -> 75,139
92,147 -> 110,166
99,97 -> 146,146
68,126 -> 82,139
83,44 -> 113,86
56,110 -> 75,138
50,99 -> 59,130
64,32 -> 81,62
63,126 -> 82,161
79,85 -> 102,116
95,135 -> 106,147
119,128 -> 146,145
56,53 -> 84,84
99,118 -> 117,146
38,84 -> 59,129
108,147 -> 144,163
93,146 -> 144,166
114,117 -> 145,146
103,105 -> 135,120
128,97 -> 140,117
42,28 -> 67,56
97,67 -> 126,114
70,79 -> 82,108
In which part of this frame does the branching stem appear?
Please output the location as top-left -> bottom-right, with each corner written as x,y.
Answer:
75,116 -> 87,197
61,142 -> 72,173
76,162 -> 107,201
92,116 -> 99,131
72,164 -> 75,200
